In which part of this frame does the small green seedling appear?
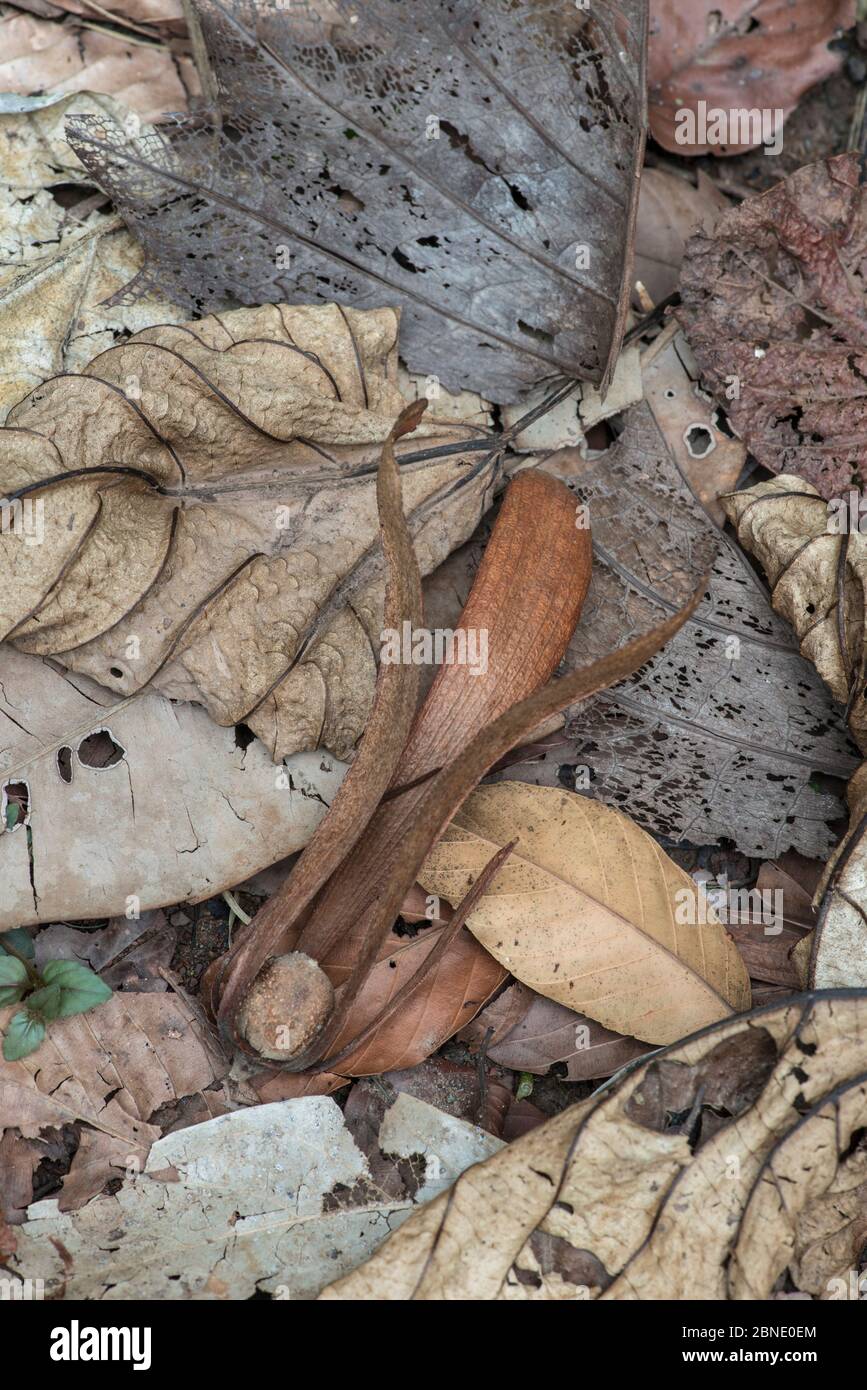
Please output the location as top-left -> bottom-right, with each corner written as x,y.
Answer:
0,929 -> 112,1061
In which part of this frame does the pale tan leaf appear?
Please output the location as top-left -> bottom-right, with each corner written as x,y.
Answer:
419,783 -> 750,1045
0,12 -> 197,122
6,1093 -> 502,1299
321,992 -> 867,1301
0,647 -> 348,927
0,302 -> 495,764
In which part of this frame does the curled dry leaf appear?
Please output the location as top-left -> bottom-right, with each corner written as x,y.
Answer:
722,474 -> 867,987
0,12 -> 198,123
320,992 -> 867,1300
0,302 -> 495,763
723,474 -> 867,749
679,153 -> 867,499
67,0 -> 647,399
648,0 -> 850,155
0,991 -> 227,1210
6,1094 -> 502,1299
419,782 -> 750,1045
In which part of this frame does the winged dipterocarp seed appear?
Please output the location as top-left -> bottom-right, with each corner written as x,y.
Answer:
237,952 -> 334,1061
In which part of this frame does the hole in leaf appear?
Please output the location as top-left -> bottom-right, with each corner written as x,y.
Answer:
78,730 -> 125,769
2,781 -> 29,829
57,747 -> 73,784
684,424 -> 715,459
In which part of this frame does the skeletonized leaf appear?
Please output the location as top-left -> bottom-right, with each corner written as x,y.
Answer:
419,782 -> 750,1045
67,0 -> 647,400
437,400 -> 857,856
321,991 -> 867,1300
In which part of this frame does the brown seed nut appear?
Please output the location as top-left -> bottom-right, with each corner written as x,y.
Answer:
238,952 -> 334,1061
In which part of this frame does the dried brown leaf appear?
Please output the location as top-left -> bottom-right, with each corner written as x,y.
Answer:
0,991 -> 228,1209
679,153 -> 867,498
649,0 -> 850,156
459,982 -> 649,1083
635,167 -> 730,303
0,11 -> 198,122
419,782 -> 751,1045
320,992 -> 867,1300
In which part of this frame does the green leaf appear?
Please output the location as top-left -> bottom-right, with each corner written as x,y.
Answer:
40,959 -> 112,1018
0,956 -> 28,988
4,802 -> 20,830
0,928 -> 35,960
2,1011 -> 45,1061
25,982 -> 63,1020
516,1072 -> 535,1102
0,958 -> 29,1006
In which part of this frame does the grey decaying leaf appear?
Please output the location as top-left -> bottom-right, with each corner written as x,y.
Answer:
66,0 -> 647,401
445,402 -> 858,857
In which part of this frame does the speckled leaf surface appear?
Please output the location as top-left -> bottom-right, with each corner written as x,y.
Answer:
67,0 -> 647,400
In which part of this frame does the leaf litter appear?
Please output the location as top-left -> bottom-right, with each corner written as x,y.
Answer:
2,0 -> 867,1308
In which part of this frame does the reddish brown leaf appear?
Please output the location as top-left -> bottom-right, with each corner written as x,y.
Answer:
679,153 -> 867,498
649,1 -> 850,156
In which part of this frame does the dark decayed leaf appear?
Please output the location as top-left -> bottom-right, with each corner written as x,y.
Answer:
470,401 -> 857,857
67,0 -> 647,399
679,153 -> 867,499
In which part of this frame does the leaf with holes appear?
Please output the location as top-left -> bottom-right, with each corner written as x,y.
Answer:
0,300 -> 495,764
0,646 -> 350,928
320,991 -> 867,1300
679,153 -> 867,498
429,397 -> 857,857
66,0 -> 646,401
